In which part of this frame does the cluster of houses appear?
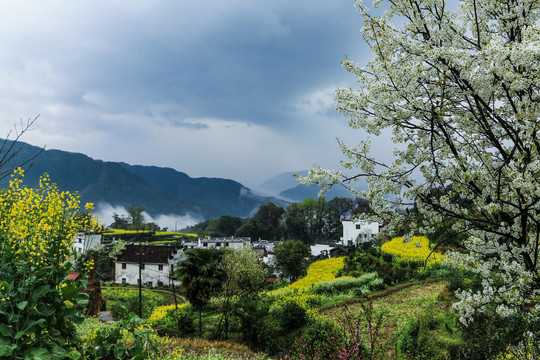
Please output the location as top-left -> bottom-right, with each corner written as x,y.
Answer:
73,220 -> 380,287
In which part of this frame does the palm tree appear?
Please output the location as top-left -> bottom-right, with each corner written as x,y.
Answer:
175,248 -> 224,336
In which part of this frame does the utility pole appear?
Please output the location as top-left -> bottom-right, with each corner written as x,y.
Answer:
171,281 -> 181,331
137,248 -> 145,318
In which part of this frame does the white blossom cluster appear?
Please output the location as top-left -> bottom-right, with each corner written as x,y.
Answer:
300,0 -> 540,329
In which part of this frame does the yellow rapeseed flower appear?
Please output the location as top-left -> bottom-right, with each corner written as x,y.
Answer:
0,169 -> 101,269
381,236 -> 445,265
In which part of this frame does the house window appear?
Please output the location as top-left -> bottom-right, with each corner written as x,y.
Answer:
147,282 -> 152,287
122,263 -> 127,269
225,242 -> 229,247
203,242 -> 208,247
158,264 -> 163,271
216,242 -> 221,247
141,264 -> 145,270
157,281 -> 164,287
122,278 -> 126,284
170,265 -> 174,273
356,224 -> 361,229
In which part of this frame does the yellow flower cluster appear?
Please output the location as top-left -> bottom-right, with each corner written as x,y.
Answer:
0,168 -> 101,268
286,257 -> 351,292
83,258 -> 95,272
272,291 -> 322,310
381,236 -> 445,265
148,303 -> 190,325
266,257 -> 350,321
157,346 -> 183,360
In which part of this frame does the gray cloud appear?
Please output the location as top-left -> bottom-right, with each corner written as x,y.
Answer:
0,0 -> 391,188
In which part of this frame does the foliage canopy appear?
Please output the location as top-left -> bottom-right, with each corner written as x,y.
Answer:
300,0 -> 540,329
273,240 -> 311,282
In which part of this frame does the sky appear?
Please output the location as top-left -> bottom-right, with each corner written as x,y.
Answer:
0,0 -> 389,190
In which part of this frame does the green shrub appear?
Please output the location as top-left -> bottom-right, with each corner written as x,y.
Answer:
273,300 -> 307,331
397,317 -> 419,358
0,171 -> 100,359
78,308 -> 162,359
397,305 -> 466,359
102,288 -> 170,319
459,310 -> 531,360
154,305 -> 195,335
175,312 -> 196,334
447,268 -> 466,292
256,318 -> 291,356
287,319 -> 348,360
382,252 -> 393,263
312,272 -> 385,296
285,302 -> 383,360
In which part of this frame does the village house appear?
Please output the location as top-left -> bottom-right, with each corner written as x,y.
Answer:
115,244 -> 182,287
72,232 -> 103,254
310,239 -> 340,258
182,236 -> 251,250
340,220 -> 380,247
251,239 -> 275,258
197,236 -> 251,250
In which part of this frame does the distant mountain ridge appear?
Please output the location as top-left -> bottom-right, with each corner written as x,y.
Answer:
0,140 -> 286,219
117,163 -> 289,217
0,140 -> 361,222
258,170 -> 366,203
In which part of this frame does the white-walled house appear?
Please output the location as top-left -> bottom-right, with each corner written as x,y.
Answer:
115,244 -> 182,287
341,220 -> 380,246
310,239 -> 340,257
197,236 -> 251,250
182,237 -> 251,250
72,232 -> 103,254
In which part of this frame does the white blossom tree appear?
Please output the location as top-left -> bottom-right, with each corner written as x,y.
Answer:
300,0 -> 540,328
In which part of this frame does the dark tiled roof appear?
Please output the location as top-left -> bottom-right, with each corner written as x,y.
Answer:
313,239 -> 339,245
117,244 -> 178,264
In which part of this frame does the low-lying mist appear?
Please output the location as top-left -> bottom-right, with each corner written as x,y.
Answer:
94,203 -> 203,232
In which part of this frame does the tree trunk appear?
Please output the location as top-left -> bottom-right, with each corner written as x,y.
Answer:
198,308 -> 202,336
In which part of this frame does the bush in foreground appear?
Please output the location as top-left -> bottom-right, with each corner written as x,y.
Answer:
0,169 -> 100,358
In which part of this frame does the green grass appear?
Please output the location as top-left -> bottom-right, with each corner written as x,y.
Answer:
320,280 -> 450,358
158,338 -> 271,360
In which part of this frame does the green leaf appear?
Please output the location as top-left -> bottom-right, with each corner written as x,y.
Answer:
27,319 -> 47,329
35,266 -> 54,277
113,344 -> 125,359
26,347 -> 51,360
0,336 -> 10,346
16,301 -> 28,310
0,344 -> 15,357
0,325 -> 12,338
67,350 -> 82,360
60,282 -> 81,301
31,285 -> 49,304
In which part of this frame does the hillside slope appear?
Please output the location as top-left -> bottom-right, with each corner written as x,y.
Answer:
0,140 -> 282,218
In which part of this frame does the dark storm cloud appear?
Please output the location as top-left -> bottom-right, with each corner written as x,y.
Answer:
8,0 -> 362,129
0,0 -> 381,187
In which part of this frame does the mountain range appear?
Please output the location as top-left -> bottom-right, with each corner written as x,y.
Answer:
0,140 -> 361,223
